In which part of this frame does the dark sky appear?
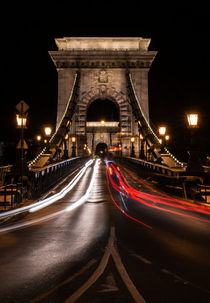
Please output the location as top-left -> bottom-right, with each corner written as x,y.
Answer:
1,4 -> 210,160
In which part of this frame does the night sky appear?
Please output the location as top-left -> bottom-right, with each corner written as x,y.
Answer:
1,4 -> 210,162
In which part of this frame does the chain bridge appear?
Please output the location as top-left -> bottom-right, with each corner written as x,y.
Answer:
29,37 -> 183,169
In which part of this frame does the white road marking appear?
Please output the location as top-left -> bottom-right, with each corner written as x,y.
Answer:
30,259 -> 97,303
111,244 -> 147,303
130,252 -> 152,265
65,227 -> 147,303
64,227 -> 115,303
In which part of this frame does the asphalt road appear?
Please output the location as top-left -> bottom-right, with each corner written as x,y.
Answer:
0,158 -> 209,303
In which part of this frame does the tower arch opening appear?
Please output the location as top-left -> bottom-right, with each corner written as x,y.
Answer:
86,98 -> 120,122
95,142 -> 108,157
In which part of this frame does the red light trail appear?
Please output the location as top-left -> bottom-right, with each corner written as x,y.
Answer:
106,163 -> 210,225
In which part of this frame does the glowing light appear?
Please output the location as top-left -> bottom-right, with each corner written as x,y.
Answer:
66,159 -> 99,212
44,127 -> 52,136
131,137 -> 135,143
159,126 -> 166,136
107,162 -> 210,224
187,113 -> 198,127
16,114 -> 27,127
0,159 -> 99,233
72,136 -> 76,143
36,135 -> 41,141
29,159 -> 93,213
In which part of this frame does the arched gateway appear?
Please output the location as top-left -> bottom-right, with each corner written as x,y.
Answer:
49,37 -> 157,158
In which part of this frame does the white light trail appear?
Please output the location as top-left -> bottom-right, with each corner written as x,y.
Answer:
0,159 -> 99,233
29,159 -> 94,213
65,158 -> 99,212
0,159 -> 93,218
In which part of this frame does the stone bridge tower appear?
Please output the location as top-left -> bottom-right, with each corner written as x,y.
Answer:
49,37 -> 157,157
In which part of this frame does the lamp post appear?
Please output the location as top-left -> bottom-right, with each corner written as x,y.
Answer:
130,136 -> 135,157
71,136 -> 76,157
16,114 -> 28,188
62,134 -> 69,159
159,126 -> 166,153
186,113 -> 201,175
44,126 -> 52,153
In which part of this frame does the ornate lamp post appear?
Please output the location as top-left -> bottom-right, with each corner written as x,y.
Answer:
130,136 -> 135,157
44,126 -> 52,153
16,114 -> 28,187
71,136 -> 76,157
62,134 -> 69,159
159,126 -> 166,153
186,113 -> 201,175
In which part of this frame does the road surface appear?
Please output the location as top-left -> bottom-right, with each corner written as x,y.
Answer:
0,158 -> 209,302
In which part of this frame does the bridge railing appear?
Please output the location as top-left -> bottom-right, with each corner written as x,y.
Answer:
0,183 -> 22,210
118,157 -> 209,201
0,165 -> 13,186
121,157 -> 185,178
29,157 -> 88,199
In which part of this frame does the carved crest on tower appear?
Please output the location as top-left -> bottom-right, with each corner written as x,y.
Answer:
98,70 -> 108,83
93,69 -> 112,85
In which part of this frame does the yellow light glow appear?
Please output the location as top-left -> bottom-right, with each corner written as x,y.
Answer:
187,113 -> 198,127
72,136 -> 76,143
44,127 -> 52,136
101,120 -> 105,125
131,137 -> 135,143
159,126 -> 166,136
16,114 -> 27,127
165,135 -> 170,141
36,135 -> 41,141
65,134 -> 69,140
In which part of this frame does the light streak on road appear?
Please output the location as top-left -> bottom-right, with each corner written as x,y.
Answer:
30,159 -> 94,213
0,160 -> 93,219
65,158 -> 99,212
0,160 -> 99,233
106,166 -> 152,229
106,162 -> 210,224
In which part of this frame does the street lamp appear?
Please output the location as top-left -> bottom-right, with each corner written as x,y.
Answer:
62,134 -> 69,159
16,114 -> 27,128
187,113 -> 198,128
186,113 -> 201,175
159,126 -> 166,136
16,113 -> 28,198
130,136 -> 135,157
71,136 -> 76,157
36,135 -> 41,141
44,126 -> 52,153
159,126 -> 166,153
44,127 -> 52,137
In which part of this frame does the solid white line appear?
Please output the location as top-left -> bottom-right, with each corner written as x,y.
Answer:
111,245 -> 147,303
64,227 -> 115,303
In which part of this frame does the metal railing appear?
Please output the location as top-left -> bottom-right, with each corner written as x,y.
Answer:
197,184 -> 210,203
0,183 -> 22,210
0,165 -> 13,186
29,157 -> 88,198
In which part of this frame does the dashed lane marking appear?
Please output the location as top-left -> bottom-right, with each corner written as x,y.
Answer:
130,252 -> 152,265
